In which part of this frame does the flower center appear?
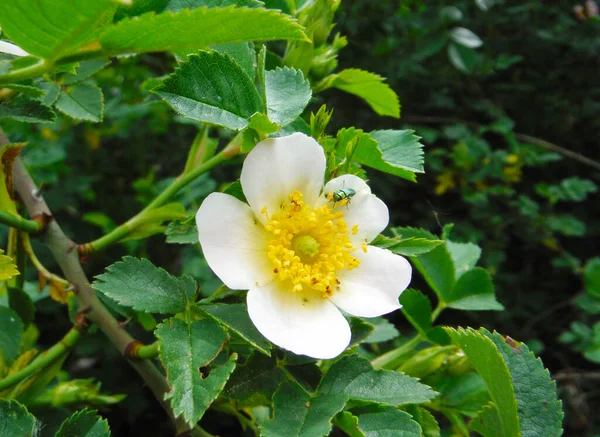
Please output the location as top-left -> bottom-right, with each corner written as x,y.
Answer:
263,191 -> 359,297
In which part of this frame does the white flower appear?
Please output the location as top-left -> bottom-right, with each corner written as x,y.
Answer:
196,133 -> 412,359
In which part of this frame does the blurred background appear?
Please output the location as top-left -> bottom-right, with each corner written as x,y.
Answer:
2,1 -> 599,435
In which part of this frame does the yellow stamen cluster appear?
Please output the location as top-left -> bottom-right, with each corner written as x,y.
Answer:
264,191 -> 359,297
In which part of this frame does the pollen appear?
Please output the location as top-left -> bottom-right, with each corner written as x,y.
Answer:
263,191 -> 359,298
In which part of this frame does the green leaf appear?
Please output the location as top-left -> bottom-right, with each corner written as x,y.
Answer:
357,406 -> 422,437
197,303 -> 271,355
547,215 -> 586,236
349,318 -> 376,347
584,257 -> 600,298
223,353 -> 286,406
99,7 -> 307,55
156,317 -> 236,425
448,43 -> 477,73
261,381 -> 348,437
0,399 -> 38,437
444,328 -> 520,437
0,250 -> 19,281
93,256 -> 196,314
318,355 -> 437,406
8,287 -> 35,328
222,180 -> 248,203
447,268 -> 504,311
400,289 -> 432,336
334,411 -> 363,437
406,406 -> 441,437
363,317 -> 400,344
55,409 -> 110,437
63,60 -> 111,85
265,67 -> 312,126
445,240 -> 481,279
410,245 -> 455,303
165,217 -> 199,244
371,234 -> 443,257
0,306 -> 23,366
248,112 -> 281,134
55,83 -> 104,122
154,50 -> 263,130
368,130 -> 424,181
1,83 -> 45,98
0,0 -> 116,60
324,69 -> 400,117
0,95 -> 56,123
486,331 -> 563,437
212,42 -> 256,80
165,0 -> 264,12
450,27 -> 483,48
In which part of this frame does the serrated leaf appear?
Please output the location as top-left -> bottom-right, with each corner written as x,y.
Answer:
100,6 -> 307,55
154,50 -> 263,129
486,331 -> 563,437
55,83 -> 104,122
248,112 -> 280,134
0,399 -> 38,437
197,303 -> 271,355
0,0 -> 116,60
156,317 -> 236,425
318,355 -> 437,406
0,95 -> 55,123
357,406 -> 422,437
2,83 -> 45,98
444,327 -> 520,437
447,267 -> 504,311
0,306 -> 23,366
261,381 -> 348,437
406,405 -> 441,437
223,353 -> 286,406
446,240 -> 481,279
165,0 -> 263,12
93,256 -> 196,314
0,250 -> 19,281
334,411 -> 364,437
400,289 -> 432,336
165,217 -> 199,244
349,318 -> 376,347
63,60 -> 111,85
212,41 -> 256,80
363,317 -> 400,344
265,67 -> 311,126
372,234 -> 443,257
410,244 -> 455,303
56,409 -> 110,437
325,69 -> 400,117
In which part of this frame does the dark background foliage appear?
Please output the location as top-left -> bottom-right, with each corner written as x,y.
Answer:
2,1 -> 599,435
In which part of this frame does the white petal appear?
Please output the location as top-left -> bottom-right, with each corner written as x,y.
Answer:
196,192 -> 273,290
240,133 -> 326,223
0,41 -> 29,57
330,246 -> 412,318
323,174 -> 389,244
247,281 -> 351,359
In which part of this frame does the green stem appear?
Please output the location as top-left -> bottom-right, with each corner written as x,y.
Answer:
79,136 -> 240,254
0,210 -> 42,233
0,60 -> 53,86
125,340 -> 160,360
0,323 -> 86,392
431,302 -> 446,323
370,335 -> 422,370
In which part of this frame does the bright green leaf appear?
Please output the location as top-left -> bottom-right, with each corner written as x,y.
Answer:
357,406 -> 422,437
93,256 -> 196,314
248,113 -> 281,134
165,0 -> 263,12
410,245 -> 455,303
444,327 -> 520,437
100,7 -> 308,55
446,240 -> 481,279
55,409 -> 110,437
367,130 -> 424,181
0,95 -> 55,123
447,268 -> 504,311
318,355 -> 437,406
0,306 -> 23,366
154,50 -> 263,130
0,250 -> 19,281
1,83 -> 45,98
371,234 -> 443,257
261,381 -> 348,437
324,69 -> 400,117
334,411 -> 364,437
197,303 -> 271,355
400,289 -> 432,336
165,217 -> 199,244
156,317 -> 236,425
265,67 -> 312,126
486,330 -> 563,437
0,0 -> 116,60
55,83 -> 104,122
0,399 -> 38,437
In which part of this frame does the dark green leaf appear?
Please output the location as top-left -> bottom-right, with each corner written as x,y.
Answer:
100,7 -> 307,55
0,399 -> 38,437
224,353 -> 286,406
357,406 -> 422,437
584,257 -> 600,298
55,409 -> 110,437
154,50 -> 263,130
447,268 -> 504,311
265,67 -> 311,126
363,317 -> 400,344
8,287 -> 35,327
406,405 -> 441,437
63,60 -> 111,85
400,288 -> 432,336
222,180 -> 248,203
0,95 -> 55,123
0,0 -> 116,60
1,83 -> 44,98
261,381 -> 348,437
55,83 -> 104,122
156,317 -> 236,425
410,245 -> 455,303
349,318 -> 376,347
318,355 -> 437,406
0,306 -> 23,365
197,303 -> 271,355
93,256 -> 196,314
212,42 -> 256,80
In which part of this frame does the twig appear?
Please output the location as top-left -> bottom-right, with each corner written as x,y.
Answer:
0,210 -> 43,233
402,115 -> 600,172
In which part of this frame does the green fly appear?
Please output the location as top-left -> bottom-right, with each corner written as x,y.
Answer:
327,187 -> 356,206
